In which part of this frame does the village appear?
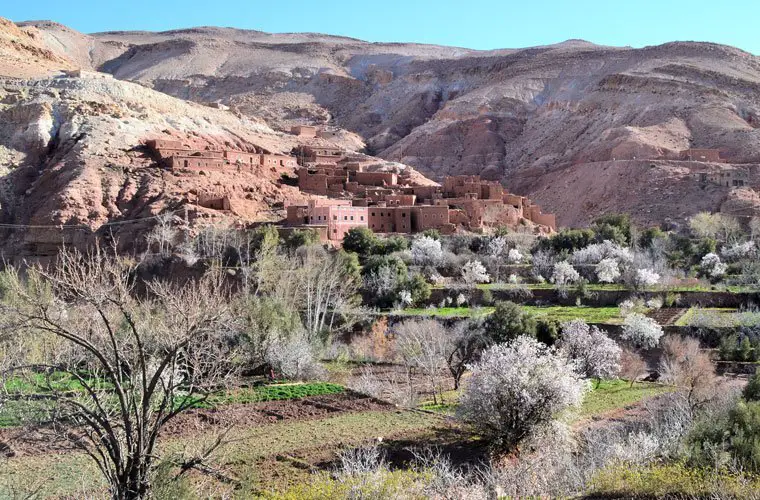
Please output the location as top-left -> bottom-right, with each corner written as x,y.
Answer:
145,126 -> 559,241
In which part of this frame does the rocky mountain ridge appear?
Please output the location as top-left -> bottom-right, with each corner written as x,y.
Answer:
3,18 -> 760,229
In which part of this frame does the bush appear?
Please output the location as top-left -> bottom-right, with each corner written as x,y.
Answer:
283,228 -> 319,251
538,228 -> 595,253
484,301 -> 537,344
687,400 -> 760,472
744,371 -> 760,402
481,288 -> 494,306
536,318 -> 561,346
458,337 -> 588,450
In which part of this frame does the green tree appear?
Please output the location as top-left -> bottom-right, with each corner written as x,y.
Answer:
342,227 -> 378,257
284,228 -> 319,251
406,273 -> 431,306
484,301 -> 537,344
744,370 -> 760,402
593,213 -> 632,245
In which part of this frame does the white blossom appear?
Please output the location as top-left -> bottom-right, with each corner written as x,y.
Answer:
487,236 -> 507,257
458,337 -> 589,448
700,253 -> 727,278
508,274 -> 519,284
621,313 -> 663,349
558,320 -> 621,381
596,258 -> 621,283
461,260 -> 490,286
411,236 -> 443,267
721,241 -> 757,262
634,268 -> 660,288
398,290 -> 413,307
645,297 -> 663,310
571,240 -> 633,266
456,293 -> 468,307
507,248 -> 524,264
551,261 -> 580,287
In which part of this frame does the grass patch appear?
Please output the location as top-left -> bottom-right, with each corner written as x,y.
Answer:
589,461 -> 760,498
575,379 -> 672,421
191,382 -> 345,409
524,305 -> 622,324
0,409 -> 443,498
393,305 -> 622,324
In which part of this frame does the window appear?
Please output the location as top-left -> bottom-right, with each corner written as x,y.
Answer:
360,216 -> 364,221
402,213 -> 406,218
344,216 -> 348,220
333,215 -> 337,221
350,216 -> 354,221
371,212 -> 376,217
333,229 -> 337,234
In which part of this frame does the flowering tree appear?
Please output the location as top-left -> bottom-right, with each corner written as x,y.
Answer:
571,240 -> 633,266
633,268 -> 660,289
550,261 -> 580,287
596,258 -> 621,283
458,337 -> 588,450
461,260 -> 490,286
507,248 -> 523,264
700,253 -> 727,279
411,236 -> 443,267
557,320 -> 621,385
487,236 -> 507,257
721,241 -> 757,262
621,313 -> 663,349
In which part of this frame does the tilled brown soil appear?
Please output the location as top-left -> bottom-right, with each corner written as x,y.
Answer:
0,391 -> 392,458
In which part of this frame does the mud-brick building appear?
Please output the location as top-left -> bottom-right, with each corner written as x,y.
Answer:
295,145 -> 345,165
291,125 -> 317,138
681,149 -> 724,163
287,199 -> 369,241
696,168 -> 749,188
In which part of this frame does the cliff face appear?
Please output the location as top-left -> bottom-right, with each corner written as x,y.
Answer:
0,74 -> 319,259
7,19 -> 760,228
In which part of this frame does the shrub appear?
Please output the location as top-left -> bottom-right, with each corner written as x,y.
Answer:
265,331 -> 325,381
458,337 -> 589,450
621,313 -> 663,349
481,288 -> 494,306
536,318 -> 561,346
699,253 -> 727,280
687,400 -> 760,472
484,301 -> 537,344
507,248 -> 523,264
744,371 -> 760,402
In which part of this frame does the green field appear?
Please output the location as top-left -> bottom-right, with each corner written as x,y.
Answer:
0,409 -> 443,498
419,379 -> 670,422
574,380 -> 672,421
0,382 -> 346,428
394,305 -> 623,324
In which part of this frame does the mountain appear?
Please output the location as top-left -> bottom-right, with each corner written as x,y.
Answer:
5,19 -> 760,228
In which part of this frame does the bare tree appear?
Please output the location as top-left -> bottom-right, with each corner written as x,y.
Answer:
659,335 -> 720,416
446,318 -> 488,390
0,248 -> 240,499
144,212 -> 179,257
619,348 -> 649,387
395,319 -> 452,405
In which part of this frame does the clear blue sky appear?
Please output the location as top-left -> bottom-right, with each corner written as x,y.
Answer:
7,0 -> 760,54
